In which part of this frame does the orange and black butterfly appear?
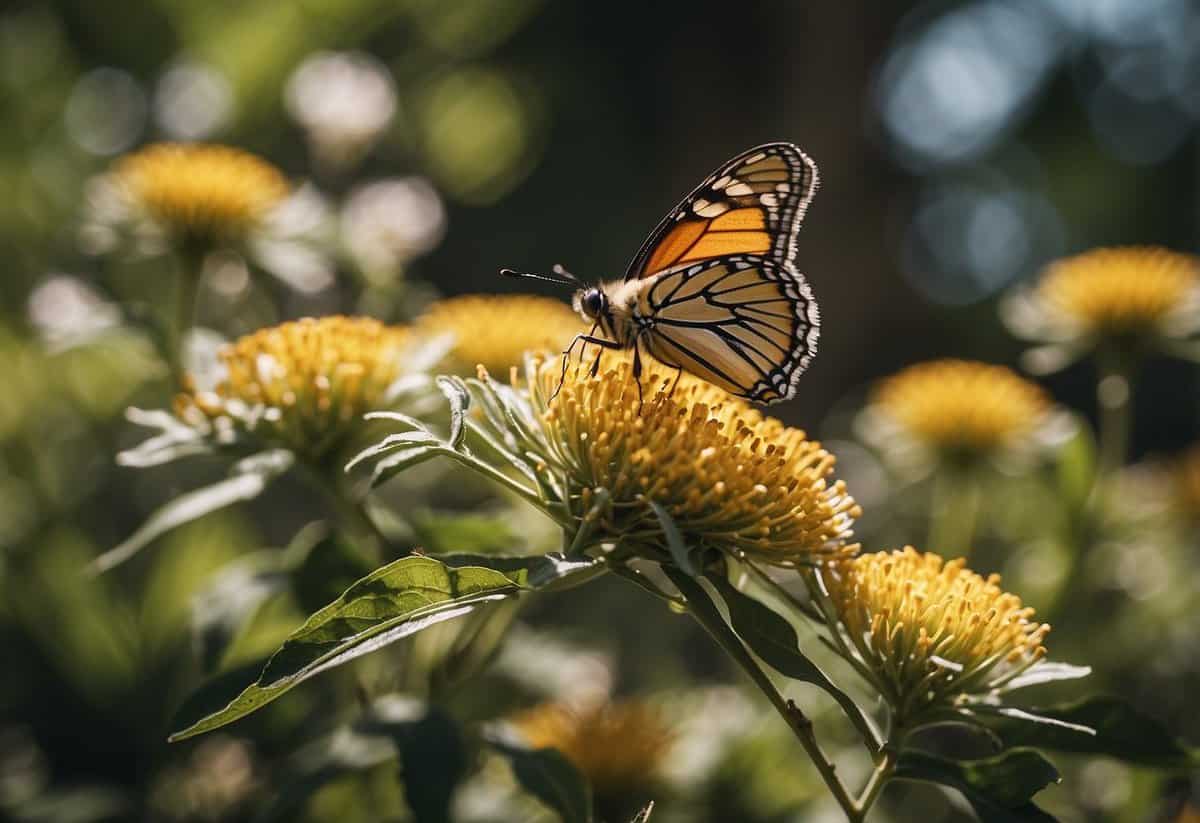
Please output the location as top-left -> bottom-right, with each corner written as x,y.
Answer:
503,142 -> 820,404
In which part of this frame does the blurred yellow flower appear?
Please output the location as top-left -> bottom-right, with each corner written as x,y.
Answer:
510,700 -> 673,794
1172,443 -> 1200,518
1003,247 -> 1200,372
866,359 -> 1052,458
176,316 -> 409,459
416,294 -> 584,377
514,350 -> 859,566
824,547 -> 1049,722
113,142 -> 290,246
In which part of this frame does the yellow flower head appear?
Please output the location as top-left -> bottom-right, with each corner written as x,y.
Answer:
512,350 -> 859,566
416,294 -> 585,377
176,316 -> 409,459
824,547 -> 1049,721
1036,247 -> 1200,336
869,359 -> 1051,457
113,143 -> 290,245
510,700 -> 673,794
1172,443 -> 1200,518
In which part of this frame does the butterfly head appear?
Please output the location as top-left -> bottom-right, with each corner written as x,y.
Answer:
573,287 -> 609,322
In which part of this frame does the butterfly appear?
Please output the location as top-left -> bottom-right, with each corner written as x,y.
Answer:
503,142 -> 820,405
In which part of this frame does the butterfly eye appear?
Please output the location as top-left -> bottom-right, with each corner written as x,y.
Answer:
581,289 -> 605,318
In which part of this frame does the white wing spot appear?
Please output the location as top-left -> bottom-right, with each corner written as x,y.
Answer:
693,199 -> 731,218
711,175 -> 732,190
760,193 -> 779,208
725,181 -> 753,196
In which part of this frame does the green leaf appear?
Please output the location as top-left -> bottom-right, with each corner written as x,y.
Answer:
648,501 -> 695,576
895,748 -> 1060,822
980,695 -> 1200,770
361,700 -> 467,823
169,556 -> 523,741
436,375 -> 471,449
998,662 -> 1092,692
704,575 -> 878,744
441,552 -> 605,591
93,449 -> 294,574
117,407 -> 212,467
408,509 -> 522,555
489,734 -> 593,823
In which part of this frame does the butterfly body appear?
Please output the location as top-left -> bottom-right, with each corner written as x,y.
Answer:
514,142 -> 821,405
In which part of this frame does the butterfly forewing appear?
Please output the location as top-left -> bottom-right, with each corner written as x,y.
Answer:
625,143 -> 818,281
623,142 -> 820,403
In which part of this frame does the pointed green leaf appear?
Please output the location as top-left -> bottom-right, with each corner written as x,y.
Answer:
980,695 -> 1200,769
169,556 -> 523,741
489,734 -> 593,823
705,575 -> 878,744
441,552 -> 604,591
436,375 -> 471,449
648,501 -> 695,576
93,449 -> 294,574
895,748 -> 1060,822
999,662 -> 1092,692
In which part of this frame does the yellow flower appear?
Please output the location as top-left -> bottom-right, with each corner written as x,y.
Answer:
1003,247 -> 1200,371
510,700 -> 673,794
176,316 -> 410,459
113,143 -> 290,246
416,294 -> 585,377
867,359 -> 1052,458
1037,247 -> 1199,335
511,350 -> 859,566
1172,443 -> 1200,518
824,547 -> 1049,722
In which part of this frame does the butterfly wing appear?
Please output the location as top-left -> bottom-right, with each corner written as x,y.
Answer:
624,143 -> 820,403
637,255 -> 819,404
624,142 -> 818,282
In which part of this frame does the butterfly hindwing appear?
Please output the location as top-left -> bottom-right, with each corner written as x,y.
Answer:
637,254 -> 819,404
625,143 -> 818,281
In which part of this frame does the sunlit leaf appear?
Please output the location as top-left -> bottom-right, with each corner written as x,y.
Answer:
436,375 -> 470,449
169,556 -> 522,741
998,662 -> 1092,692
93,449 -> 294,574
895,748 -> 1060,822
648,501 -> 694,576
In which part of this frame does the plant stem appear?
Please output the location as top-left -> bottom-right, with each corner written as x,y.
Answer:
674,573 -> 861,821
854,746 -> 897,818
1096,350 -> 1135,478
166,246 -> 203,392
925,463 -> 981,558
301,459 -> 388,560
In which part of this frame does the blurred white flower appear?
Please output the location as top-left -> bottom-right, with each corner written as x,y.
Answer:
154,60 -> 234,140
27,275 -> 121,350
249,182 -> 337,294
340,176 -> 445,282
284,51 -> 397,171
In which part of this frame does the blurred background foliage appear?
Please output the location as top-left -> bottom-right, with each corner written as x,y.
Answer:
1,0 -> 1198,821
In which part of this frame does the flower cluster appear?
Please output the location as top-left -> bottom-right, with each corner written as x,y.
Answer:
864,359 -> 1052,462
417,294 -> 584,377
507,350 -> 859,566
823,546 -> 1049,720
510,700 -> 674,794
109,143 -> 290,248
175,316 -> 410,460
1004,246 -> 1200,370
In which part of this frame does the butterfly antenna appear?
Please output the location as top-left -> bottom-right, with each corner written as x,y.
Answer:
499,267 -> 576,287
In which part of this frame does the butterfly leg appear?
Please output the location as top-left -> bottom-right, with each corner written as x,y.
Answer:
553,333 -> 621,401
631,339 -> 645,410
667,365 -> 683,398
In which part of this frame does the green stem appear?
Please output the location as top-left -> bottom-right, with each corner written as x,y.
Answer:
166,246 -> 204,392
925,463 -> 982,558
1096,351 -> 1135,478
854,746 -> 897,818
671,572 -> 861,821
